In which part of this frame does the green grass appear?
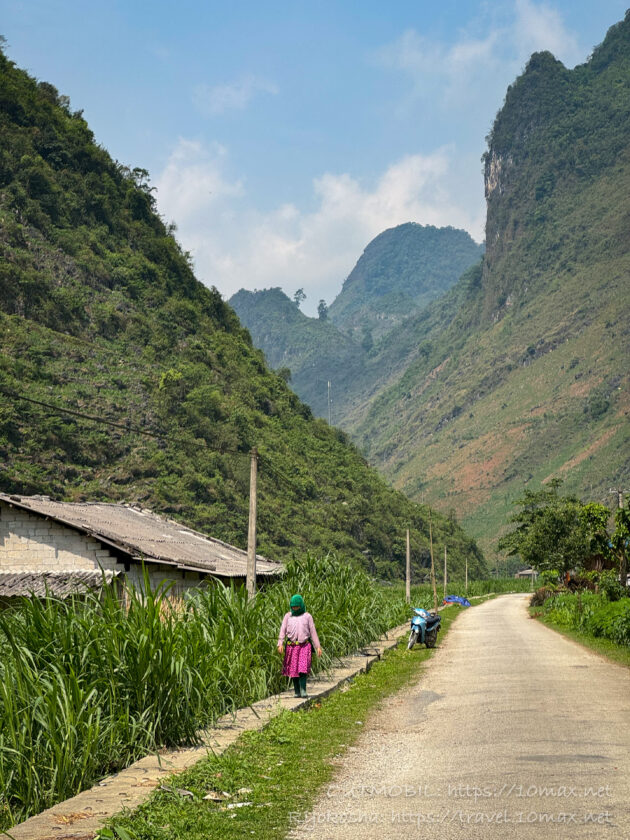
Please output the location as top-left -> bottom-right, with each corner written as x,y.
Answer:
101,605 -> 460,840
532,609 -> 630,668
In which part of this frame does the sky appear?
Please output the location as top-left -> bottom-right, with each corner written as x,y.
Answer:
1,1 -> 627,314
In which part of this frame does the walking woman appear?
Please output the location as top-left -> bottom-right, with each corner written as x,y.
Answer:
277,594 -> 322,698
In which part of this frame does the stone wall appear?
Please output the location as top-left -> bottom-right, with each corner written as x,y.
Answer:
0,501 -> 210,596
0,502 -> 119,572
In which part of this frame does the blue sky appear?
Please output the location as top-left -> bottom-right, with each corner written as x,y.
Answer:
1,0 -> 627,313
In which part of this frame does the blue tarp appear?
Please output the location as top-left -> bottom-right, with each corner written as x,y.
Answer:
443,595 -> 471,607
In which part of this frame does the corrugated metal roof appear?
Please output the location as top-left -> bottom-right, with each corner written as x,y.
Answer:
0,494 -> 283,578
0,569 -> 119,598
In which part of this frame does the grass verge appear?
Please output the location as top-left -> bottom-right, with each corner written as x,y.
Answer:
100,606 -> 460,840
531,609 -> 630,669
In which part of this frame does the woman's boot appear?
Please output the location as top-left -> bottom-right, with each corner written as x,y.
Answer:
292,677 -> 301,697
298,674 -> 308,698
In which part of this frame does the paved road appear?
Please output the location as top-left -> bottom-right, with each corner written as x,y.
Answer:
290,594 -> 630,839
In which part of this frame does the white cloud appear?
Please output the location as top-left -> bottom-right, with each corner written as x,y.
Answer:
514,0 -> 582,66
155,139 -> 484,315
155,138 -> 243,225
193,75 -> 278,116
377,0 -> 583,114
379,28 -> 500,105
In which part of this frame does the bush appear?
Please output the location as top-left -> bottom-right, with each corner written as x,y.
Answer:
530,586 -> 556,606
539,590 -> 630,645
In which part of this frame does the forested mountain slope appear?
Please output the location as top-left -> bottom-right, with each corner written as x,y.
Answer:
0,47 -> 486,579
230,224 -> 482,424
228,288 -> 365,420
354,14 -> 630,552
328,222 -> 483,341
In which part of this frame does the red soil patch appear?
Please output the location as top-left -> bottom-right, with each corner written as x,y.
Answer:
554,426 -> 618,476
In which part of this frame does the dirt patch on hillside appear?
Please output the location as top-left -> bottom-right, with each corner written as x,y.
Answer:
555,426 -> 618,475
425,425 -> 529,495
569,376 -> 602,397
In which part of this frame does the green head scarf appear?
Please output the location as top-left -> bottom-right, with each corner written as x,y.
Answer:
290,594 -> 305,616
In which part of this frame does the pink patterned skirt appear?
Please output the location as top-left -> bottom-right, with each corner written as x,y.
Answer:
282,641 -> 312,677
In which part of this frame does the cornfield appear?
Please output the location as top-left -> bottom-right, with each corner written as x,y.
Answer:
0,554 -> 409,829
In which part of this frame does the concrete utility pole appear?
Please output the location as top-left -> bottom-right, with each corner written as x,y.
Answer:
610,488 -> 629,588
443,545 -> 447,599
609,488 -> 627,510
406,528 -> 411,604
246,447 -> 258,600
429,512 -> 438,613
327,380 -> 332,425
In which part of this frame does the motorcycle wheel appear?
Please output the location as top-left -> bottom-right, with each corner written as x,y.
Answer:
407,630 -> 418,650
425,629 -> 438,648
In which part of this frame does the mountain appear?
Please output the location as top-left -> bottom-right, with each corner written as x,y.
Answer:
352,14 -> 630,553
328,223 -> 484,341
232,13 -> 630,558
230,223 -> 483,425
0,46 -> 486,580
228,288 -> 364,420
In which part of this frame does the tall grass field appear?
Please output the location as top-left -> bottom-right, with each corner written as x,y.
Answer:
0,555 -> 415,830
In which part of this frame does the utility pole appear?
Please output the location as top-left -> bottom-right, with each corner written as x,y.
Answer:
429,511 -> 437,613
610,488 -> 627,510
246,447 -> 258,600
327,380 -> 332,425
443,545 -> 447,599
610,488 -> 629,588
405,528 -> 411,604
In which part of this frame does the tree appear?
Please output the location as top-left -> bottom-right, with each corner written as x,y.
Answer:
317,299 -> 328,320
277,367 -> 292,383
611,504 -> 630,586
498,481 -> 590,576
293,288 -> 306,308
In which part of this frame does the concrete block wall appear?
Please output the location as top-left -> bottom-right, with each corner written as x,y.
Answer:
125,564 -> 207,597
0,502 -> 119,572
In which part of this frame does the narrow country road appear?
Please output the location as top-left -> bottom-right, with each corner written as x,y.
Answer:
290,594 -> 630,839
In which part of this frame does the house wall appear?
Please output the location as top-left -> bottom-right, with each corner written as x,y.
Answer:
0,502 -> 119,572
0,502 -> 213,596
124,564 -> 208,597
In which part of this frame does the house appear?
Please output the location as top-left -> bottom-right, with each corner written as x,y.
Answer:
0,493 -> 283,600
514,567 -> 538,580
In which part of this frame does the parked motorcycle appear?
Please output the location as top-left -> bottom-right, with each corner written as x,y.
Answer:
407,607 -> 441,649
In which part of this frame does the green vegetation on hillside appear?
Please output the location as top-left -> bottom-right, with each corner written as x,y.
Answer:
229,287 -> 365,420
0,46 -> 484,578
230,224 -> 483,424
328,222 -> 483,340
230,13 -> 630,564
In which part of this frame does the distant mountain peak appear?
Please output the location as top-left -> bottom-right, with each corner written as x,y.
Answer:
328,222 -> 483,341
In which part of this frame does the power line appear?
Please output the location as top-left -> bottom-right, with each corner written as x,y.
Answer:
0,385 -> 244,456
1,386 -> 164,439
1,386 -> 308,496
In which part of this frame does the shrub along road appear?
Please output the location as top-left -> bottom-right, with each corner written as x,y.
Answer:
292,594 -> 630,839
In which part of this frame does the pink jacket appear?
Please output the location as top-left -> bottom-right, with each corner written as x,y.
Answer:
278,611 -> 320,648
